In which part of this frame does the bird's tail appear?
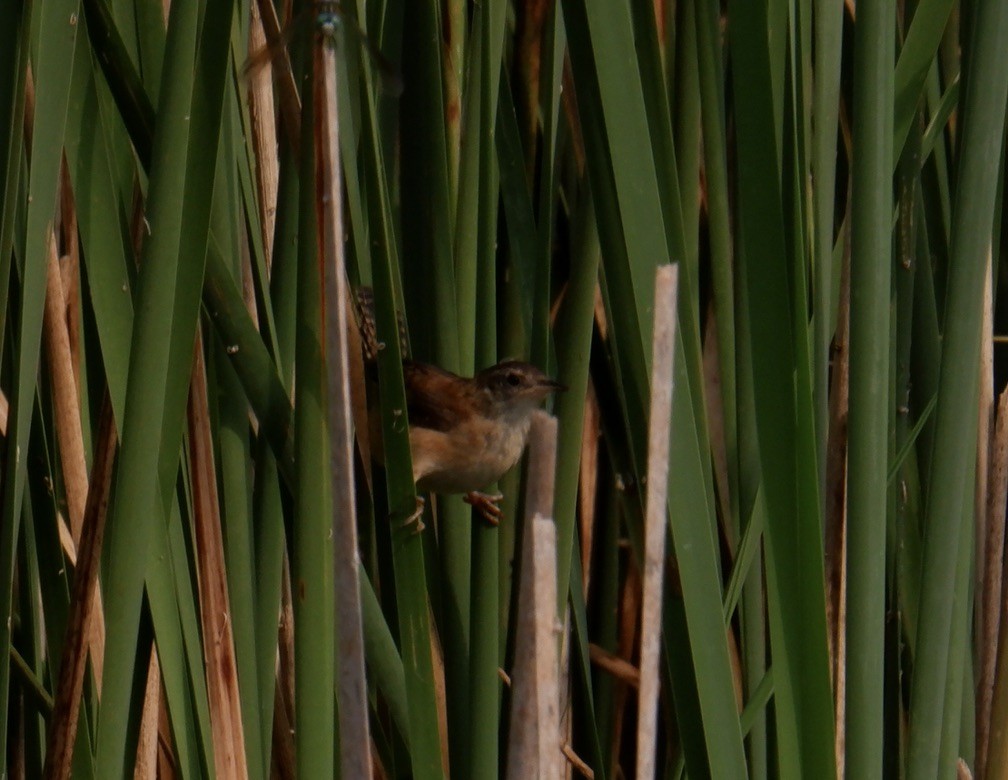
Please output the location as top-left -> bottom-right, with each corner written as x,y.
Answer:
354,286 -> 409,362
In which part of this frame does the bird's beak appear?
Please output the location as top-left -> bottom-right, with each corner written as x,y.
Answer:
542,378 -> 567,393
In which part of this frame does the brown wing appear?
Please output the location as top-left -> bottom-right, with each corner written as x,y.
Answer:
403,360 -> 475,432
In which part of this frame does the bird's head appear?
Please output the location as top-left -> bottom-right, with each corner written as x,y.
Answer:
475,360 -> 565,420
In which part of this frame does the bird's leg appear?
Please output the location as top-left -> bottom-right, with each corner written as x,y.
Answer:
402,495 -> 426,534
464,491 -> 505,526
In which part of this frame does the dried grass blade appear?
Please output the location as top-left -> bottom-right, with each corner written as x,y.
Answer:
636,264 -> 679,780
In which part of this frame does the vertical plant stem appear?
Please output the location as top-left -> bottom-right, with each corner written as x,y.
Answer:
188,333 -> 249,779
506,412 -> 559,778
636,265 -> 678,780
845,0 -> 894,775
319,34 -> 373,780
0,0 -> 79,758
532,516 -> 561,780
43,238 -> 88,542
908,1 -> 1008,774
290,41 -> 335,779
467,1 -> 507,771
727,0 -> 836,770
363,51 -> 447,776
94,0 -> 229,770
812,0 -> 844,496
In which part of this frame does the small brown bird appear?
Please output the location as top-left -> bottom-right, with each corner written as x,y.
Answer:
356,288 -> 563,526
402,359 -> 564,524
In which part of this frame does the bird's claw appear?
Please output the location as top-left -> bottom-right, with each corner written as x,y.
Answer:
402,496 -> 426,534
464,491 -> 504,526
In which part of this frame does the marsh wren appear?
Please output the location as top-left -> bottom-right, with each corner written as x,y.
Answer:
356,289 -> 563,525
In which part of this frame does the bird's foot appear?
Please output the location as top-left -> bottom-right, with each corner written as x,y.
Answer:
464,491 -> 504,526
402,496 -> 426,534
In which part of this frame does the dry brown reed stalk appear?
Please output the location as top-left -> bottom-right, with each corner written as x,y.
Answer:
43,234 -> 86,543
57,158 -> 81,391
826,200 -> 852,775
441,0 -> 462,204
42,222 -> 107,685
42,394 -> 116,780
825,208 -> 852,656
506,411 -> 560,779
429,614 -> 451,777
133,652 -> 161,780
636,264 -> 678,780
610,558 -> 641,776
532,516 -> 561,778
979,384 -> 1008,773
274,560 -> 296,771
588,643 -> 640,688
155,682 -> 177,780
247,0 -> 279,271
515,0 -> 549,175
270,673 -> 296,780
187,332 -> 249,778
562,742 -> 595,779
578,382 -> 600,598
317,28 -> 374,779
250,0 -> 301,149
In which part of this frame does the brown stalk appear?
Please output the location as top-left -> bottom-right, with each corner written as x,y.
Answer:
317,33 -> 375,777
825,206 -> 852,654
588,643 -> 640,688
43,227 -> 107,681
531,513 -> 561,778
562,742 -> 595,779
429,612 -> 451,777
155,682 -> 177,780
272,560 -> 296,778
610,559 -> 641,777
57,157 -> 82,391
133,651 -> 162,780
637,265 -> 678,780
515,0 -> 548,175
187,332 -> 249,778
42,234 -> 87,543
825,197 -> 852,775
271,674 -> 296,780
578,381 -> 601,598
442,0 -> 463,202
42,394 -> 117,780
506,412 -> 561,779
247,0 -> 279,271
251,0 -> 301,151
978,384 -> 1008,773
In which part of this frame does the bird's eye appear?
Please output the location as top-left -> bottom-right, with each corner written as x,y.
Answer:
506,372 -> 521,387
